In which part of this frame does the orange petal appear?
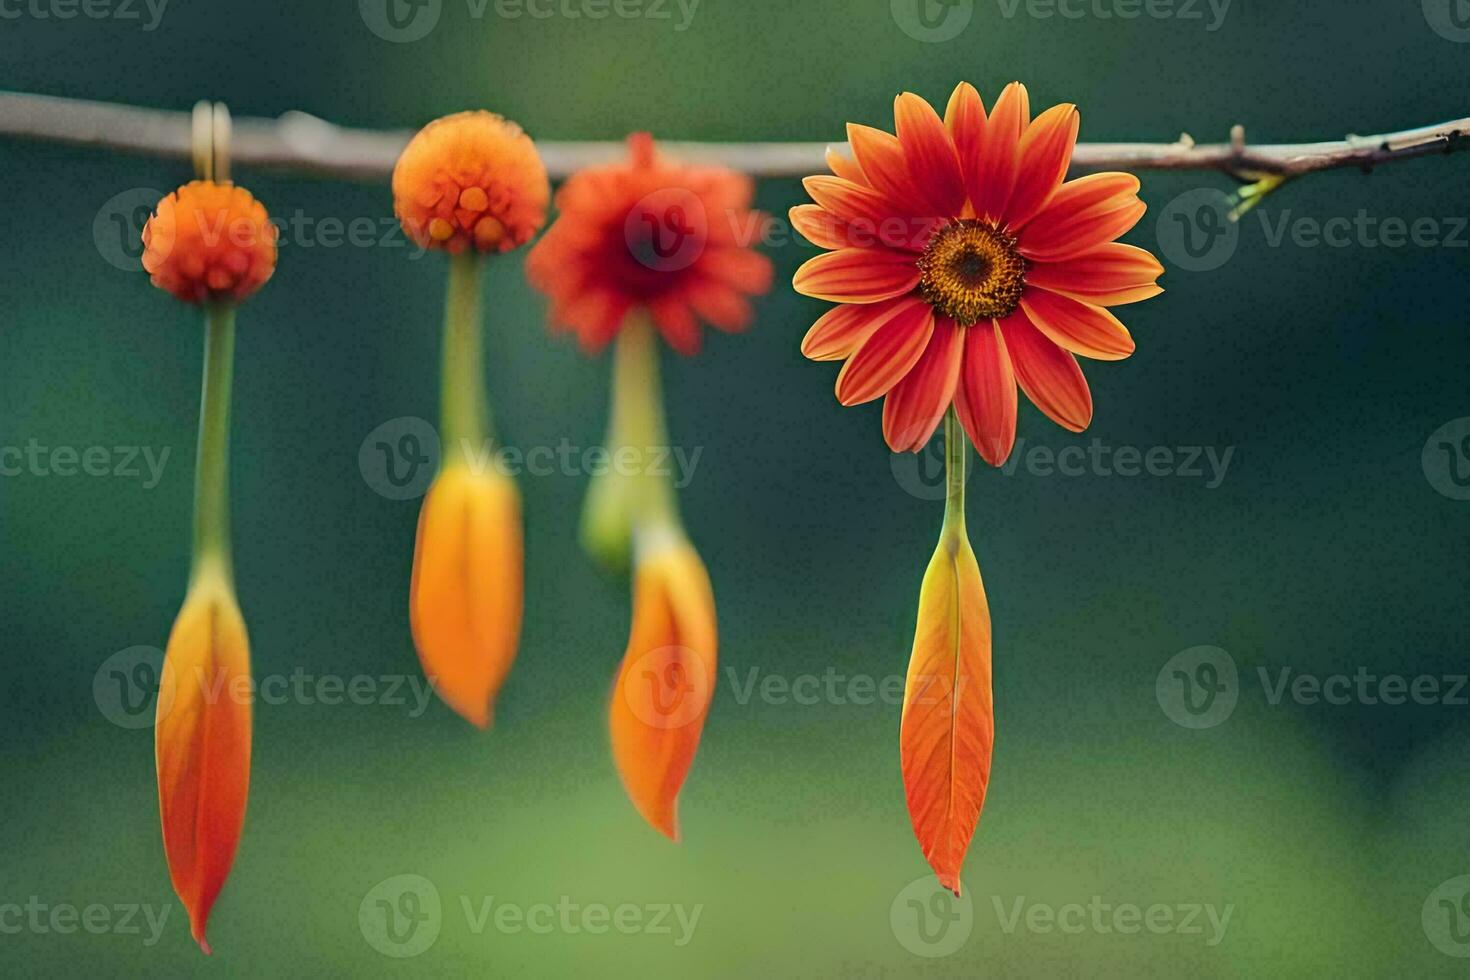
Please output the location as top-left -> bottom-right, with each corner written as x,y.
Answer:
609,533 -> 718,840
156,568 -> 252,955
944,82 -> 987,197
801,295 -> 913,362
901,526 -> 993,896
999,308 -> 1094,431
410,463 -> 524,728
649,295 -> 702,355
1020,287 -> 1136,361
686,279 -> 753,333
1024,242 -> 1164,306
790,204 -> 859,251
847,123 -> 927,216
825,145 -> 868,186
973,82 -> 1029,223
793,247 -> 920,304
834,298 -> 935,405
802,175 -> 896,228
701,246 -> 775,296
1005,103 -> 1080,228
954,321 -> 1019,467
882,318 -> 964,452
895,92 -> 966,217
1018,173 -> 1145,262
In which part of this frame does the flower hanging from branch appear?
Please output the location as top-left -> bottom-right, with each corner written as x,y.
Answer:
792,81 -> 1162,892
527,133 -> 772,838
143,177 -> 277,954
392,110 -> 550,728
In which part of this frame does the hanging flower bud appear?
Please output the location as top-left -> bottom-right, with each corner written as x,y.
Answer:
393,110 -> 547,727
409,462 -> 524,728
608,529 -> 718,839
155,566 -> 252,954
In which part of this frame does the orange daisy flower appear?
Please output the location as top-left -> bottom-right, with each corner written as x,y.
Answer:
527,133 -> 773,356
792,82 -> 1162,463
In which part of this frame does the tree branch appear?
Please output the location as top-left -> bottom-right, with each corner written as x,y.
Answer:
1,90 -> 1465,182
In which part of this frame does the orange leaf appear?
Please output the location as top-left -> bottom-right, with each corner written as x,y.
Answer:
899,531 -> 994,895
155,568 -> 252,954
410,463 -> 524,728
608,533 -> 718,840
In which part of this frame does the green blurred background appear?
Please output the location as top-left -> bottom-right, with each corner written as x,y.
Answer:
2,0 -> 1469,975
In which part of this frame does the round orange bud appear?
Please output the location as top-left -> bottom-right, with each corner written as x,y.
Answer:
142,181 -> 278,304
392,110 -> 550,255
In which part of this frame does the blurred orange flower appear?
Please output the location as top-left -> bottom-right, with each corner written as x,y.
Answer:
143,181 -> 277,304
392,110 -> 550,254
792,82 -> 1162,462
527,133 -> 773,355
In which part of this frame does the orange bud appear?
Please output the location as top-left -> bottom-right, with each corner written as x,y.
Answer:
608,531 -> 717,840
392,110 -> 549,255
142,181 -> 277,304
899,530 -> 994,895
155,566 -> 252,954
409,463 -> 524,728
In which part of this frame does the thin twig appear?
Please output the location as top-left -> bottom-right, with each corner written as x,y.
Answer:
1,90 -> 1466,182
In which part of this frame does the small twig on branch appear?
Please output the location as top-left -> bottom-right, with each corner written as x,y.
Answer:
0,90 -> 1465,183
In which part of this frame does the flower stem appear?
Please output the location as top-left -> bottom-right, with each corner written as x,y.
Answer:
582,312 -> 681,568
191,302 -> 236,584
941,406 -> 967,542
440,251 -> 490,466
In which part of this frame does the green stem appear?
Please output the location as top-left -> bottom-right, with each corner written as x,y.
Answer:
605,313 -> 679,529
941,406 -> 967,541
440,251 -> 489,465
191,303 -> 236,583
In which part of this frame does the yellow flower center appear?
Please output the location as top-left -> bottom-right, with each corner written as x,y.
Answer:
917,219 -> 1027,325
